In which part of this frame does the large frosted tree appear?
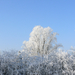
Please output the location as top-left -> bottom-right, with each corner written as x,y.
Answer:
22,26 -> 61,56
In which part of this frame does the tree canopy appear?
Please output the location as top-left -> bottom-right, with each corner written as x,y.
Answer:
22,26 -> 62,56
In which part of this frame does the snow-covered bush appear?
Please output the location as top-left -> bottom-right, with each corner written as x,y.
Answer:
0,48 -> 75,75
26,49 -> 75,75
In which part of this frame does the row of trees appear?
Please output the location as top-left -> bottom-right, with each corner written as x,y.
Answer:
0,26 -> 75,75
0,48 -> 75,75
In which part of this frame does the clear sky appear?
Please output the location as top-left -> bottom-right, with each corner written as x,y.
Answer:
0,0 -> 75,52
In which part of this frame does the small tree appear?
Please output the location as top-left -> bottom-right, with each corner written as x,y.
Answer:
22,26 -> 62,56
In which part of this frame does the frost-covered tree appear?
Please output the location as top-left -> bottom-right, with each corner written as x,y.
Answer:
22,26 -> 62,56
1,25 -> 75,75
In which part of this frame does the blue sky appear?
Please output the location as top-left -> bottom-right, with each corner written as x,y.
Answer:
0,0 -> 75,52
